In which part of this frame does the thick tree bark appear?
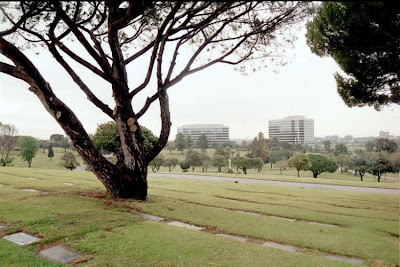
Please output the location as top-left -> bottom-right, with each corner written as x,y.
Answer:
297,169 -> 300,177
312,171 -> 320,178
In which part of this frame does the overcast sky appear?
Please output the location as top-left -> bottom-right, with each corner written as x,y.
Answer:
1,23 -> 399,141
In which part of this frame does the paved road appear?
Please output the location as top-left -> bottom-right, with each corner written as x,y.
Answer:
149,173 -> 399,195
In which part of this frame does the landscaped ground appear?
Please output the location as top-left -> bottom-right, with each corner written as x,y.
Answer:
0,167 -> 398,266
9,147 -> 84,169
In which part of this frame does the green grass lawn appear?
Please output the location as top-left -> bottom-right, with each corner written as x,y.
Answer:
0,167 -> 398,266
162,168 -> 400,189
9,147 -> 84,169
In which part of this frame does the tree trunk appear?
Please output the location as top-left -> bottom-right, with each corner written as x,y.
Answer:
218,166 -> 221,172
340,166 -> 342,173
279,168 -> 282,175
313,171 -> 318,178
270,163 -> 272,169
360,174 -> 363,181
242,167 -> 247,174
28,159 -> 32,168
377,173 -> 381,182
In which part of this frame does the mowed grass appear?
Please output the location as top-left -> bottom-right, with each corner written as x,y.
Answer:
9,147 -> 84,169
167,168 -> 400,189
0,167 -> 398,266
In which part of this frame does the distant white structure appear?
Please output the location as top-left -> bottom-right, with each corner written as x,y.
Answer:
268,115 -> 314,146
379,131 -> 390,139
177,124 -> 229,146
324,135 -> 340,143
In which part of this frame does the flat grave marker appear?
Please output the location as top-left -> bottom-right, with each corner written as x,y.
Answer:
325,255 -> 364,265
137,213 -> 165,222
21,189 -> 39,193
39,245 -> 83,264
167,221 -> 203,231
262,241 -> 297,252
3,232 -> 41,246
216,233 -> 248,242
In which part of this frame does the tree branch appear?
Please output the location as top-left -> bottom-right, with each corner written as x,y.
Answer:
52,2 -> 112,77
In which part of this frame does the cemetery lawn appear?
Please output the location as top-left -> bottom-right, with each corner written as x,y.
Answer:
0,167 -> 398,266
160,168 -> 399,189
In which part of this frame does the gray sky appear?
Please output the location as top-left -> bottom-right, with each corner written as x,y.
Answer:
0,24 -> 399,141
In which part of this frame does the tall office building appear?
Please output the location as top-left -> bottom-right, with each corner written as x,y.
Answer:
268,115 -> 314,146
177,124 -> 229,146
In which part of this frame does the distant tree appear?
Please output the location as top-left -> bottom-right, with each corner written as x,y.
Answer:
175,133 -> 186,155
268,150 -> 293,169
163,158 -> 179,172
185,136 -> 193,149
375,139 -> 398,153
335,154 -> 351,173
214,146 -> 230,158
365,140 -> 375,152
60,137 -> 71,152
365,138 -> 398,153
276,159 -> 286,174
0,123 -> 17,166
92,122 -> 157,164
322,140 -> 331,152
165,141 -> 176,154
334,143 -> 348,156
185,149 -> 202,172
200,153 -> 211,172
197,134 -> 208,152
48,144 -> 54,161
39,140 -> 48,153
267,138 -> 280,151
60,152 -> 79,170
369,152 -> 393,182
389,152 -> 400,175
352,152 -> 373,181
307,154 -> 338,178
212,155 -> 227,172
180,162 -> 190,172
235,151 -> 241,158
149,154 -> 165,173
18,136 -> 39,168
250,132 -> 267,162
50,134 -> 64,147
231,157 -> 263,175
286,154 -> 311,177
307,2 -> 400,109
252,158 -> 264,172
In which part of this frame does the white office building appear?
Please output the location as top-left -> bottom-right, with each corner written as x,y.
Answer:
177,124 -> 229,146
268,115 -> 314,146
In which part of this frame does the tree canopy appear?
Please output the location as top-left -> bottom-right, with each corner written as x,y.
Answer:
286,153 -> 310,177
0,123 -> 17,166
92,121 -> 157,163
307,154 -> 338,178
18,136 -> 39,168
60,151 -> 79,170
307,2 -> 400,110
